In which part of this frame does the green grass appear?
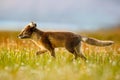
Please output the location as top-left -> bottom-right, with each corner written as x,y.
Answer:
0,47 -> 120,80
0,31 -> 120,80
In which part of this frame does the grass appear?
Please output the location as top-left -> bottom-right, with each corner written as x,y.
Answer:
0,31 -> 120,80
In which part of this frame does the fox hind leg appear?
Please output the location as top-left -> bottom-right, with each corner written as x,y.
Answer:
74,42 -> 87,60
65,41 -> 81,60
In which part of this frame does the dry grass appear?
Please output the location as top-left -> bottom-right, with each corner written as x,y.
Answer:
0,30 -> 120,80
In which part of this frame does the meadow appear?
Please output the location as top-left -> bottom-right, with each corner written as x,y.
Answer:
0,29 -> 120,80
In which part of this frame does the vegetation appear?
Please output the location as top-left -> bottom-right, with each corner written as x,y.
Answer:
0,30 -> 120,80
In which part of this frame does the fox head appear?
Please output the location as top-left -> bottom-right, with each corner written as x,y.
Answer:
18,22 -> 37,39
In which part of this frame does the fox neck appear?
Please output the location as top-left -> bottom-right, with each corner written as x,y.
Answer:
31,28 -> 44,41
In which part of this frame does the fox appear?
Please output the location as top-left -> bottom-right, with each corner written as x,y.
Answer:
18,22 -> 114,60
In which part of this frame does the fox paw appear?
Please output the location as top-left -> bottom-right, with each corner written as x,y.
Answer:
36,50 -> 47,55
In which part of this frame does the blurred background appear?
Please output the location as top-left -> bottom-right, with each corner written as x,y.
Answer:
0,0 -> 120,31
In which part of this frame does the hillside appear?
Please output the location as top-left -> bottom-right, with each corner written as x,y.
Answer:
80,25 -> 120,43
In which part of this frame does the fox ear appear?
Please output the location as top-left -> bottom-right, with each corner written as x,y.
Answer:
29,22 -> 37,28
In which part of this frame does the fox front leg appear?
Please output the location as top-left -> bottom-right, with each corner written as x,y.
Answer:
36,50 -> 47,55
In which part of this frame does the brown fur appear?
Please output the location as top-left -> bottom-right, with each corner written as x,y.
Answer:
18,22 -> 114,60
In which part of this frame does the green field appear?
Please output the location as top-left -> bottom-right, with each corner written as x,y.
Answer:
0,30 -> 120,80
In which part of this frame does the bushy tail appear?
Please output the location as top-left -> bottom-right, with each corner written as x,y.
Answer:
81,36 -> 114,46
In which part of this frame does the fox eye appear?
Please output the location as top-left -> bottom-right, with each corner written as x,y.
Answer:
30,27 -> 35,31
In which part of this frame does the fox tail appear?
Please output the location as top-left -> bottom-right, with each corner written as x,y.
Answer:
81,36 -> 114,46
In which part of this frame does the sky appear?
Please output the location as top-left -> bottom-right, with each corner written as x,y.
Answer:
0,0 -> 120,31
